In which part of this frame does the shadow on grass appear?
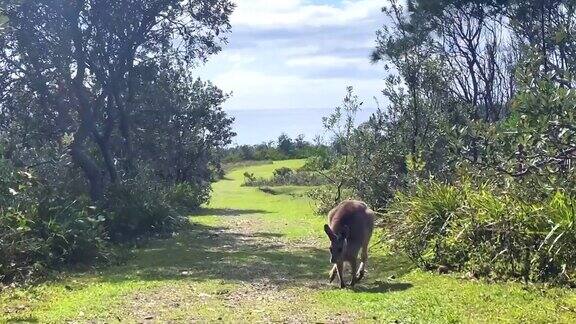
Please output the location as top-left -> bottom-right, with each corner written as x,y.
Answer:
193,208 -> 271,217
353,281 -> 413,293
6,317 -> 39,323
100,220 -> 414,294
251,232 -> 284,238
258,187 -> 278,195
103,222 -> 325,285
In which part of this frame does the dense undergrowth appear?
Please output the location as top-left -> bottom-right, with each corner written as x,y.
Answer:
384,181 -> 576,285
0,157 -> 208,285
0,0 -> 234,285
1,159 -> 105,283
292,0 -> 576,287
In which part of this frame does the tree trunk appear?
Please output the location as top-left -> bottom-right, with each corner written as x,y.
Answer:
114,91 -> 135,178
70,124 -> 105,201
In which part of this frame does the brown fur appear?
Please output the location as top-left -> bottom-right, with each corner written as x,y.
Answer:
324,200 -> 374,288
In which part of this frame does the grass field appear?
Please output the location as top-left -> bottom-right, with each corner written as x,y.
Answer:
2,159 -> 576,323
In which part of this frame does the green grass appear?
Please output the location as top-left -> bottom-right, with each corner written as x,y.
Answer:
2,159 -> 576,323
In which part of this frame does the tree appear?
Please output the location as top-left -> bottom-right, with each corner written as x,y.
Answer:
277,133 -> 294,157
363,0 -> 576,284
0,0 -> 234,200
372,0 -> 454,177
316,86 -> 363,205
132,61 -> 235,183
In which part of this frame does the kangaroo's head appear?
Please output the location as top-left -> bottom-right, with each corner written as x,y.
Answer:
324,224 -> 349,263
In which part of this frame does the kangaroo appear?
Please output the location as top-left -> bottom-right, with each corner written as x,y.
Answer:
324,200 -> 374,288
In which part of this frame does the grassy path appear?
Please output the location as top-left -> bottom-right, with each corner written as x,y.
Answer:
3,160 -> 576,323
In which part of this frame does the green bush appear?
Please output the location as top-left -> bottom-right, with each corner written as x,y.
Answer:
243,172 -> 257,186
0,160 -> 110,283
103,181 -> 185,242
166,182 -> 211,211
243,167 -> 329,188
272,167 -> 293,178
0,155 -> 204,283
0,203 -> 110,284
385,181 -> 576,284
307,186 -> 356,215
307,186 -> 337,214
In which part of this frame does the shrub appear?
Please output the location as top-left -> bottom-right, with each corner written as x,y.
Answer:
307,186 -> 337,214
166,182 -> 211,211
243,167 -> 329,187
103,181 -> 184,242
243,172 -> 257,186
307,186 -> 356,215
0,155 -> 201,283
0,160 -> 110,283
273,167 -> 294,178
384,181 -> 576,284
0,203 -> 110,284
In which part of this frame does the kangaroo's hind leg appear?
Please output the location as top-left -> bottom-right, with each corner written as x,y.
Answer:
329,264 -> 337,283
337,261 -> 345,288
349,257 -> 359,287
356,242 -> 369,282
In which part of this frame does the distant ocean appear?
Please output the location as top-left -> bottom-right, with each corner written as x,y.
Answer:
227,108 -> 377,145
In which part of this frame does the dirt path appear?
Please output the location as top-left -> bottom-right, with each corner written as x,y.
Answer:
110,160 -> 352,322
118,217 -> 334,322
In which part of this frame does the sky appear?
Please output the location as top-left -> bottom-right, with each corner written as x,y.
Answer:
196,0 -> 388,111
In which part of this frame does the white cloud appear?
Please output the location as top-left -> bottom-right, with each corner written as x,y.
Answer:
195,0 -> 388,110
231,0 -> 384,28
211,69 -> 383,110
286,55 -> 367,67
218,52 -> 256,65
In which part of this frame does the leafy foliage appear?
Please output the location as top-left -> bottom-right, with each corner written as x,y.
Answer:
305,0 -> 576,286
0,158 -> 110,283
223,134 -> 324,163
385,180 -> 576,284
166,182 -> 212,211
0,0 -> 235,283
103,180 -> 183,242
132,65 -> 235,183
243,167 -> 328,187
0,0 -> 234,200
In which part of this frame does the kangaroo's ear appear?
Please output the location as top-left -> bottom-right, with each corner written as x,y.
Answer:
324,224 -> 336,241
341,225 -> 350,239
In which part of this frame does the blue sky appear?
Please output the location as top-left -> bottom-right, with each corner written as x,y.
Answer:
196,0 -> 388,111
